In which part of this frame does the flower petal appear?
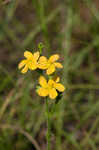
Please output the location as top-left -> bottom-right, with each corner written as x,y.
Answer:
24,51 -> 33,59
33,51 -> 40,61
37,87 -> 48,97
46,64 -> 55,75
38,56 -> 48,69
39,76 -> 47,88
54,62 -> 63,68
49,88 -> 58,99
18,60 -> 27,69
48,79 -> 54,86
21,65 -> 28,73
53,76 -> 60,83
39,56 -> 48,63
49,54 -> 59,63
54,83 -> 65,92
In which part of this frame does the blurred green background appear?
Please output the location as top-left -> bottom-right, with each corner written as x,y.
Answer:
0,0 -> 99,149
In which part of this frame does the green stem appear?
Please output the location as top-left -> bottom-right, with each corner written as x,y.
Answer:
46,97 -> 50,150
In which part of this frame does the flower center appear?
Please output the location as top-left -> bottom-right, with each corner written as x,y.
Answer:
48,82 -> 55,91
47,61 -> 53,68
27,59 -> 37,65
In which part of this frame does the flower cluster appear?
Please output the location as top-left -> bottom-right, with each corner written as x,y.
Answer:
37,76 -> 65,99
18,45 -> 65,100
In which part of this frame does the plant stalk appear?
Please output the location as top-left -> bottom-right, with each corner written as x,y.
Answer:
46,97 -> 51,150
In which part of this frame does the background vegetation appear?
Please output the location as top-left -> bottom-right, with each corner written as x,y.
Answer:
0,0 -> 99,149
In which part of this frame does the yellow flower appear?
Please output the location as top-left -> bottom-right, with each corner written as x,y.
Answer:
18,51 -> 40,73
38,54 -> 63,75
37,76 -> 65,99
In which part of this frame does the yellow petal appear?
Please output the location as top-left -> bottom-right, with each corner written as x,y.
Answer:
54,62 -> 63,68
24,51 -> 33,59
18,60 -> 27,69
46,64 -> 55,75
53,76 -> 60,83
39,56 -> 48,63
54,83 -> 65,92
28,62 -> 37,70
49,88 -> 58,99
48,79 -> 54,86
37,88 -> 48,97
33,51 -> 40,61
38,56 -> 48,69
21,65 -> 28,73
39,76 -> 47,88
49,54 -> 59,63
